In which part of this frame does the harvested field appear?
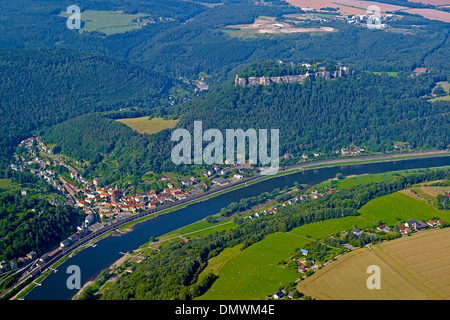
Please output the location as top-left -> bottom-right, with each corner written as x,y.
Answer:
299,227 -> 450,299
400,8 -> 450,22
286,0 -> 450,22
285,0 -> 407,15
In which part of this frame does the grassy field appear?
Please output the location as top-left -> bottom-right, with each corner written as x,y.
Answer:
197,232 -> 311,300
59,10 -> 153,36
370,71 -> 399,77
197,244 -> 245,282
299,227 -> 450,299
429,95 -> 450,103
288,216 -> 371,240
116,117 -> 178,135
357,191 -> 448,226
157,218 -> 235,241
0,179 -> 14,190
309,169 -> 426,192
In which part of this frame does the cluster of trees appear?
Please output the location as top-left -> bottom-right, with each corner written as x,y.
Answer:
42,113 -> 194,185
0,182 -> 85,260
436,194 -> 450,210
216,187 -> 291,219
93,168 -> 449,300
297,241 -> 335,264
324,229 -> 379,249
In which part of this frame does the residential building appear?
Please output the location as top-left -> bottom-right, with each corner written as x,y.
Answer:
405,219 -> 416,229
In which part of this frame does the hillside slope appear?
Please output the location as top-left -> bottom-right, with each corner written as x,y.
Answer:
0,48 -> 174,163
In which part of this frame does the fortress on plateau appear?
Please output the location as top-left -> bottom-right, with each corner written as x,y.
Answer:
235,65 -> 350,87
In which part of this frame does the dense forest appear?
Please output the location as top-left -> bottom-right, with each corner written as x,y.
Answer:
177,69 -> 450,155
93,168 -> 449,300
41,65 -> 450,184
0,0 -> 448,85
0,171 -> 85,260
0,48 -> 176,169
42,114 -> 193,184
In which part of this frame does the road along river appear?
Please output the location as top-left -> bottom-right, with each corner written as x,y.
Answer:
25,155 -> 450,300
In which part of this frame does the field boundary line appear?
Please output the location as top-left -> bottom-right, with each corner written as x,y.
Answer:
365,244 -> 433,300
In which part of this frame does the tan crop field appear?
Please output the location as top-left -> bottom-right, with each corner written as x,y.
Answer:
298,227 -> 450,299
400,8 -> 450,22
285,0 -> 407,15
285,0 -> 450,22
116,117 -> 178,135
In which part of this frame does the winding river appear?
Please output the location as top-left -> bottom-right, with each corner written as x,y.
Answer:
25,155 -> 450,300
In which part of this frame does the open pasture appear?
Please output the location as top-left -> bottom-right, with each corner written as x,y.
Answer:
197,232 -> 311,300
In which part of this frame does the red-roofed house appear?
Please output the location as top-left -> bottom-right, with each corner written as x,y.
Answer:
413,68 -> 428,75
427,220 -> 437,227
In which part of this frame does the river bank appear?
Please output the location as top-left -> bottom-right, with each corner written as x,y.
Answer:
23,152 -> 450,300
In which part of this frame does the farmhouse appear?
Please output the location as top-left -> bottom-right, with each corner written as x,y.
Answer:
273,290 -> 284,299
300,249 -> 309,256
377,224 -> 392,233
296,261 -> 308,273
415,221 -> 428,231
413,68 -> 428,75
405,219 -> 416,229
351,228 -> 363,238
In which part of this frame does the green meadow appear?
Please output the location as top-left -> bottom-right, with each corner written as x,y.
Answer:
0,179 -> 14,190
357,191 -> 448,226
197,232 -> 311,300
288,216 -> 370,240
116,117 -> 179,135
366,71 -> 398,77
59,10 -> 152,36
157,217 -> 235,241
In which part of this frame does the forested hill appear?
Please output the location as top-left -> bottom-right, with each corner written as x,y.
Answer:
177,71 -> 450,155
42,114 -> 185,185
0,48 -> 175,167
44,70 -> 450,185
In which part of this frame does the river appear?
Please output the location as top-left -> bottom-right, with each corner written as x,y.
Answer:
25,155 -> 450,300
